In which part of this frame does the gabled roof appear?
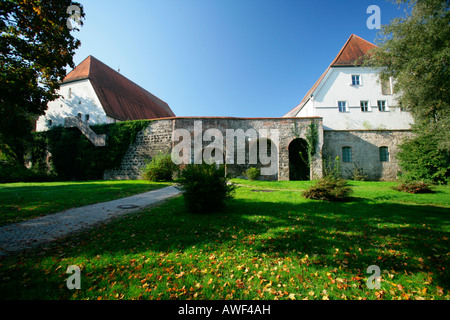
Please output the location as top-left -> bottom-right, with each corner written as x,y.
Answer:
63,56 -> 175,120
283,34 -> 377,117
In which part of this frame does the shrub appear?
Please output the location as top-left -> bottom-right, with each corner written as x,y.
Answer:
397,132 -> 449,185
393,181 -> 434,194
178,162 -> 236,213
0,161 -> 57,183
32,120 -> 151,181
142,151 -> 178,182
303,177 -> 353,201
245,167 -> 260,180
347,162 -> 367,181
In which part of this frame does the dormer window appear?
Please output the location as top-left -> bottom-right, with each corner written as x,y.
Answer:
351,75 -> 361,86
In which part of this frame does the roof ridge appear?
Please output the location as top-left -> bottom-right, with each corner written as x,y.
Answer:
283,34 -> 377,117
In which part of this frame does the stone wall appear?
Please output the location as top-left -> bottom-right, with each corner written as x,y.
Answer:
104,119 -> 173,180
322,130 -> 414,181
104,117 -> 324,181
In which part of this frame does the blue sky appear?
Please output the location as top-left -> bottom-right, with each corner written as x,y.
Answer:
70,0 -> 409,118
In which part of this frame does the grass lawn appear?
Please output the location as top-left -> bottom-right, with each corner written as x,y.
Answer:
0,180 -> 173,226
0,180 -> 448,300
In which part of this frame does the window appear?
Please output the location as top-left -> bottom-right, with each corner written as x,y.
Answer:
77,113 -> 82,119
342,147 -> 352,162
351,75 -> 361,86
360,101 -> 370,112
381,78 -> 392,95
338,101 -> 347,112
379,147 -> 389,162
85,114 -> 90,122
377,100 -> 387,111
68,88 -> 72,99
47,119 -> 52,127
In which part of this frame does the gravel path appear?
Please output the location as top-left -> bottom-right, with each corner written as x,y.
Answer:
0,185 -> 181,257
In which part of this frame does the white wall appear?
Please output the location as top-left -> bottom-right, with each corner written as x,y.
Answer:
298,67 -> 414,130
36,79 -> 110,131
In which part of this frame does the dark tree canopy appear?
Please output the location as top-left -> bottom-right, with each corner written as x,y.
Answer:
0,0 -> 84,163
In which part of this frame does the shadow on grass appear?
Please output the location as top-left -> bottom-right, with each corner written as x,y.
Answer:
0,181 -> 173,226
48,194 -> 449,288
0,192 -> 448,299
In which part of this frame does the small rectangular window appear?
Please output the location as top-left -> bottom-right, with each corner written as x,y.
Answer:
342,147 -> 352,162
379,147 -> 389,162
360,101 -> 369,112
85,114 -> 90,122
377,100 -> 387,111
338,101 -> 347,112
352,75 -> 361,86
381,78 -> 392,95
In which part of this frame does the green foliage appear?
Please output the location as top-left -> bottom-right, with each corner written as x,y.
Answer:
291,120 -> 320,167
304,156 -> 352,201
178,162 -> 236,213
0,1 -> 84,164
394,180 -> 434,194
346,162 -> 367,181
303,177 -> 353,202
323,156 -> 342,180
365,0 -> 450,184
0,161 -> 55,183
30,120 -> 150,181
397,132 -> 449,184
143,151 -> 178,182
244,167 -> 261,181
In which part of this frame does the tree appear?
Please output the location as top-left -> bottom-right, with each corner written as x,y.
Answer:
0,0 -> 84,164
366,0 -> 449,183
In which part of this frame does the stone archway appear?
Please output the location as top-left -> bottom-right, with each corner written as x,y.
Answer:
289,138 -> 310,181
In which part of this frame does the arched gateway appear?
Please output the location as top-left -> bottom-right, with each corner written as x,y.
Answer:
104,117 -> 324,181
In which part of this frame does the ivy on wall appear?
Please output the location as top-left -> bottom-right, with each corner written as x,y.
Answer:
31,120 -> 151,181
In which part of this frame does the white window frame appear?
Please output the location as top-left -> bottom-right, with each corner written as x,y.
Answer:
338,101 -> 348,113
377,100 -> 388,112
351,74 -> 362,86
360,100 -> 370,112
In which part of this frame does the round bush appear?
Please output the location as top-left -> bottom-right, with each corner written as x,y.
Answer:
178,163 -> 236,213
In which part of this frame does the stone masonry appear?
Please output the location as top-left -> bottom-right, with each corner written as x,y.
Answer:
322,130 -> 414,181
104,117 -> 324,181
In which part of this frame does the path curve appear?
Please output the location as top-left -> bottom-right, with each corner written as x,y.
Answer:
0,186 -> 181,257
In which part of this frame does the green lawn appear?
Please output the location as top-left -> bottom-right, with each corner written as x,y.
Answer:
0,180 -> 448,300
0,180 -> 173,226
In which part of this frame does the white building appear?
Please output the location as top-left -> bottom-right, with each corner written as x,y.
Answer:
36,56 -> 175,132
284,34 -> 414,180
284,34 -> 414,130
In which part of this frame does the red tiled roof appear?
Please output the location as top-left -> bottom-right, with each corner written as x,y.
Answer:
331,34 -> 377,66
63,56 -> 175,120
283,34 -> 377,117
